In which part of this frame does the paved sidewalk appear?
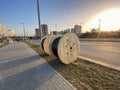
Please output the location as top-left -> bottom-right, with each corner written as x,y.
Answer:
0,42 -> 76,90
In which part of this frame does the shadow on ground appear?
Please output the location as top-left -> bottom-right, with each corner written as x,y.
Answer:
0,55 -> 40,72
1,62 -> 57,90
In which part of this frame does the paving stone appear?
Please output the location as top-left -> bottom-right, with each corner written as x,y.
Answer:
0,42 -> 76,90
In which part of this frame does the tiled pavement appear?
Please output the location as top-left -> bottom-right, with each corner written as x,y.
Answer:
0,42 -> 76,90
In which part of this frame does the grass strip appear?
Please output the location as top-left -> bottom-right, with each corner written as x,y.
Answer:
25,41 -> 120,90
0,43 -> 10,48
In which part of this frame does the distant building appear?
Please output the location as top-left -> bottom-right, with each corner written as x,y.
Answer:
67,25 -> 82,35
41,24 -> 48,36
35,24 -> 48,37
71,28 -> 75,33
58,31 -> 64,35
74,25 -> 82,35
35,28 -> 40,37
50,30 -> 64,35
64,29 -> 71,33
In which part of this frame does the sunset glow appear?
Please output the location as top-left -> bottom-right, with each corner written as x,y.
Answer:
86,8 -> 120,31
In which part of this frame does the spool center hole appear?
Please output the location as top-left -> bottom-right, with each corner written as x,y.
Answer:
70,47 -> 72,50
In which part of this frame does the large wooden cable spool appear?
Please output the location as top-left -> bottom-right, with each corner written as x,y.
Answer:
43,35 -> 56,55
51,33 -> 80,64
40,33 -> 80,64
40,35 -> 49,52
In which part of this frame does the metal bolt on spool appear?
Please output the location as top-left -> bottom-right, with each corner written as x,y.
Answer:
40,33 -> 80,64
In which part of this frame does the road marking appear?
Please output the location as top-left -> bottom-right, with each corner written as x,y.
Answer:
78,56 -> 120,71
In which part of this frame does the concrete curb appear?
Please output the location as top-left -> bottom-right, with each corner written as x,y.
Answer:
46,62 -> 77,90
78,56 -> 120,71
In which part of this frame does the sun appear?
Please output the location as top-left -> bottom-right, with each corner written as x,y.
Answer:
85,8 -> 120,31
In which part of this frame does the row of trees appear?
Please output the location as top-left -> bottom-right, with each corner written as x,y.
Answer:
80,30 -> 120,38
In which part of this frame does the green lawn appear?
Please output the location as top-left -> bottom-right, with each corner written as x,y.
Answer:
25,41 -> 120,90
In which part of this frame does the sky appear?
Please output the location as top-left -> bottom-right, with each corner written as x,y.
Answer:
0,0 -> 120,36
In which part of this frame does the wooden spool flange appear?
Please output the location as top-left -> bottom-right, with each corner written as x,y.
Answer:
52,33 -> 80,64
40,35 -> 49,52
43,35 -> 56,55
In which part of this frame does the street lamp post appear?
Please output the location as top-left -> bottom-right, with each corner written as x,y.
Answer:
37,0 -> 42,38
21,23 -> 26,38
98,19 -> 101,38
80,22 -> 83,34
55,24 -> 57,35
99,19 -> 101,31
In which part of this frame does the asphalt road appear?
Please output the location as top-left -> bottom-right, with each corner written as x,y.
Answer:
32,40 -> 120,69
80,41 -> 120,68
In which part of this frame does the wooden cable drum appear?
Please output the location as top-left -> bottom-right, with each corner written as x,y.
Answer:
43,35 -> 56,55
40,35 -> 49,52
51,33 -> 80,64
49,35 -> 61,56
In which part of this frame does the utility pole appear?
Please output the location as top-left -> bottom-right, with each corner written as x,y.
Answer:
21,23 -> 26,38
26,32 -> 28,39
80,22 -> 82,34
37,0 -> 42,38
98,19 -> 101,38
55,24 -> 57,35
99,19 -> 101,30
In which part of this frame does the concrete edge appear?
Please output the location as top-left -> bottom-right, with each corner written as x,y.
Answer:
78,56 -> 120,71
46,62 -> 77,90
